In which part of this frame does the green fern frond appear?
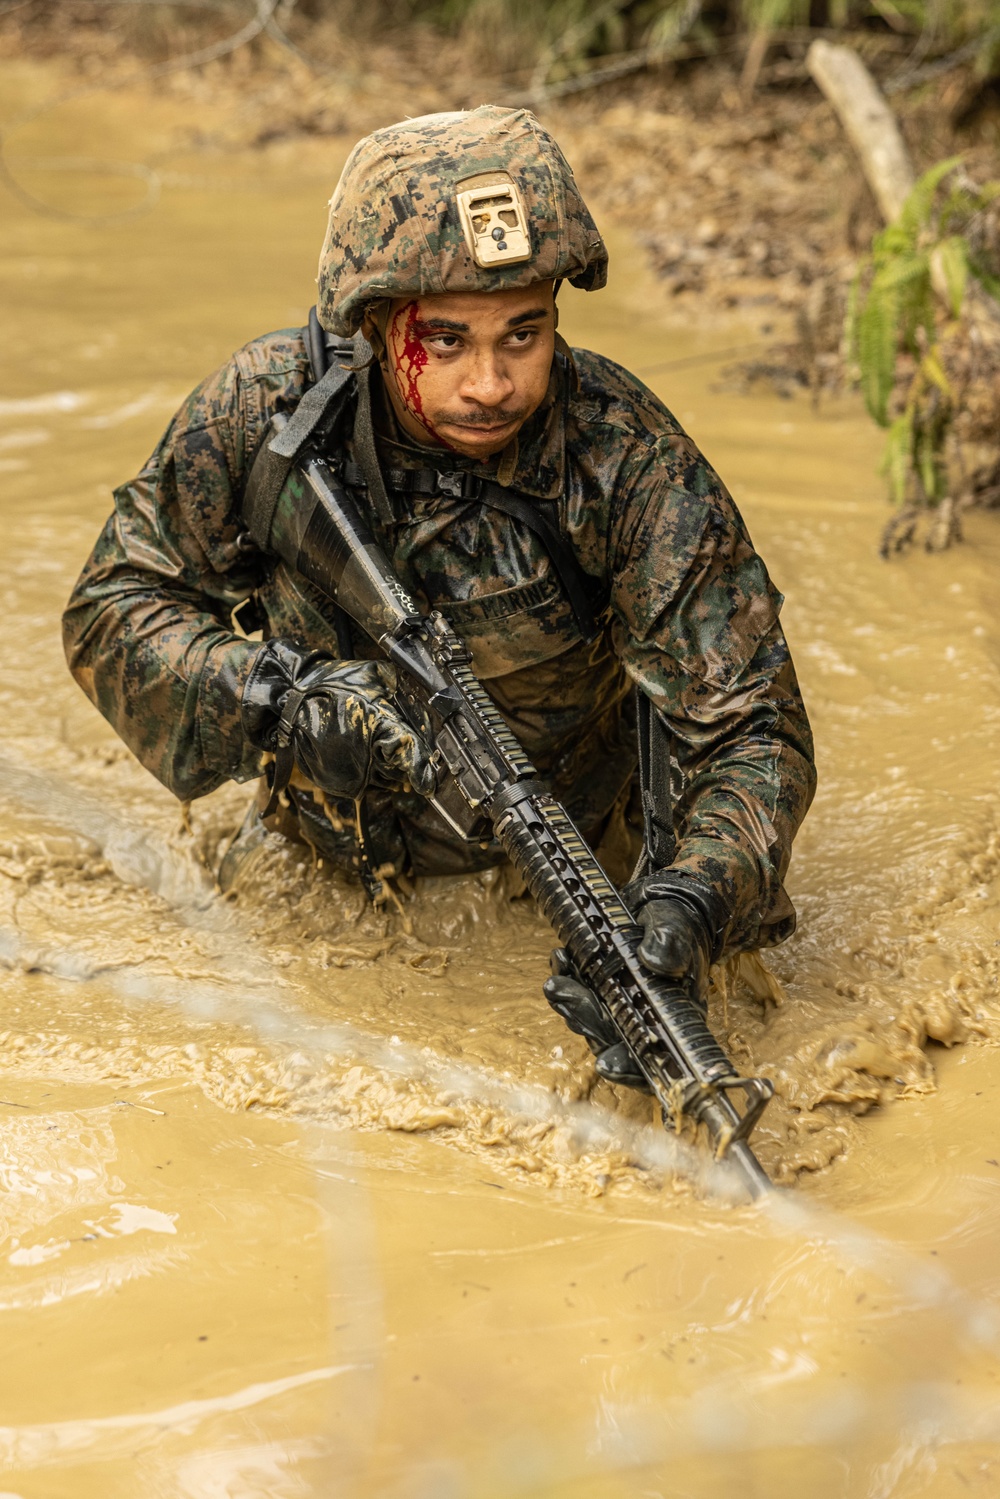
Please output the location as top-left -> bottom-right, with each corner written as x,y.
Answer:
873,220 -> 918,262
871,252 -> 929,293
897,156 -> 963,241
920,348 -> 952,401
849,152 -> 986,514
933,235 -> 969,317
880,412 -> 914,506
914,413 -> 947,504
857,280 -> 901,426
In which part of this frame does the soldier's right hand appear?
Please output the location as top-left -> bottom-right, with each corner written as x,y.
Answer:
241,639 -> 435,801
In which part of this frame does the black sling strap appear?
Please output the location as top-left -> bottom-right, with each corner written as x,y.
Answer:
343,451 -> 599,642
636,689 -> 675,875
304,304 -> 331,392
352,362 -> 400,528
241,324 -> 359,557
241,314 -> 361,658
340,457 -> 598,641
474,482 -> 597,641
304,310 -> 396,527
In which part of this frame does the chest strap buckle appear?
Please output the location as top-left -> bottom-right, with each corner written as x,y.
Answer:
436,470 -> 475,500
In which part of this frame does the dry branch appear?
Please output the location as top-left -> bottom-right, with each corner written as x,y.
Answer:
806,38 -> 915,224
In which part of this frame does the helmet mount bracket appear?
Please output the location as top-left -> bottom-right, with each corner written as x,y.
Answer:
455,172 -> 532,270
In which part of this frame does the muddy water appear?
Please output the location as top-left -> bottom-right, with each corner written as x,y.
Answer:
2,58 -> 1000,1499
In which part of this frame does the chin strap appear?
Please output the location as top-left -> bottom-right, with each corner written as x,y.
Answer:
352,359 -> 399,527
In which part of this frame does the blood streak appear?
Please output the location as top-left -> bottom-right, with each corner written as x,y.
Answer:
389,301 -> 453,448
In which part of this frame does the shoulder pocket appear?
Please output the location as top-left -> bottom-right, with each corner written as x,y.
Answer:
171,419 -> 245,575
664,541 -> 784,690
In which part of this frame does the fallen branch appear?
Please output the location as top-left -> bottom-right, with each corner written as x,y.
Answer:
806,38 -> 915,224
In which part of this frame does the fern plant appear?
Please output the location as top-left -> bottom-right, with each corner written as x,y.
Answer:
849,159 -> 1000,517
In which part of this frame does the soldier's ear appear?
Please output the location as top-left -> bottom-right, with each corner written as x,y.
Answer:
553,278 -> 562,329
361,301 -> 392,364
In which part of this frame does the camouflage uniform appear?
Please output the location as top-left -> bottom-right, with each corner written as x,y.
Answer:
62,107 -> 816,956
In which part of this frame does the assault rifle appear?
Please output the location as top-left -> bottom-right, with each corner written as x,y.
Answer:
244,413 -> 774,1198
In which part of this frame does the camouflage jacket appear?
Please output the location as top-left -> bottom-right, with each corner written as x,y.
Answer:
63,329 -> 816,952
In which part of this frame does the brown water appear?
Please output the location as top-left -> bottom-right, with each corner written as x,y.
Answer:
2,58 -> 1000,1498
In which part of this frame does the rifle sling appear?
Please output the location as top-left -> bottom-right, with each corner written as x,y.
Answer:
636,689 -> 675,876
242,332 -> 360,554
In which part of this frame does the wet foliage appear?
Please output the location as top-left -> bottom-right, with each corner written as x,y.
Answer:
847,160 -> 1000,552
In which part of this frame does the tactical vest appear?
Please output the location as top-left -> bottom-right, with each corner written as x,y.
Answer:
236,308 -> 673,885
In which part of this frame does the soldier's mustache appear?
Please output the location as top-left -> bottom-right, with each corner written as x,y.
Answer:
438,406 -> 529,429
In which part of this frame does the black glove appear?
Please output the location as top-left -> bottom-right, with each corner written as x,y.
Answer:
620,874 -> 726,1011
542,876 -> 727,1092
544,963 -> 649,1088
241,639 -> 435,803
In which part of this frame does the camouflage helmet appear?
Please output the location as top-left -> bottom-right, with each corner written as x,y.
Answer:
317,105 -> 608,337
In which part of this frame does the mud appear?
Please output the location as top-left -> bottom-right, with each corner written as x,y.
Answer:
2,58 -> 1000,1498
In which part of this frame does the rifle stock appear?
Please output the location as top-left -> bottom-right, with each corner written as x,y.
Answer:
243,416 -> 774,1199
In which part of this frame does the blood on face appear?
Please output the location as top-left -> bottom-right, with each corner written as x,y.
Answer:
387,300 -> 452,448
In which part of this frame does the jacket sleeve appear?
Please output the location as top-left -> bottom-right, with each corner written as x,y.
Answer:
609,434 -> 817,954
61,354 -> 279,800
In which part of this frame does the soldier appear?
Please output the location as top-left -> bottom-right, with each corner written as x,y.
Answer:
63,106 -> 816,1087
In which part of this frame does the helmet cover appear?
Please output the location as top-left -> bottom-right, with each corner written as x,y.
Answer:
317,104 -> 608,336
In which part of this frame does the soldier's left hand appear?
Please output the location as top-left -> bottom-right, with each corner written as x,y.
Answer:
543,964 -> 648,1089
542,877 -> 723,1092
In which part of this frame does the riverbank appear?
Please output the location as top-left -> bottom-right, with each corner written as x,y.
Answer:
4,8 -> 998,344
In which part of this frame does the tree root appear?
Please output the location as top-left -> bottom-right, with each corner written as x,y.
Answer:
879,494 -> 966,558
879,505 -> 921,559
924,494 -> 963,552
